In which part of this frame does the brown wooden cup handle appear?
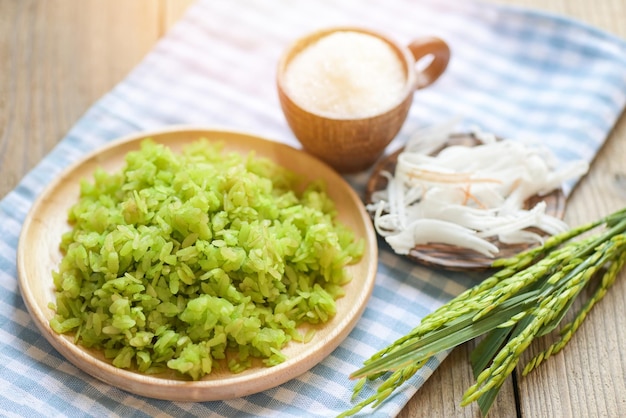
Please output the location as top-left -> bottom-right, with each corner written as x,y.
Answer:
407,37 -> 450,89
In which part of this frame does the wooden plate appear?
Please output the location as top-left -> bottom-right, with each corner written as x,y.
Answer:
365,133 -> 566,271
17,126 -> 378,401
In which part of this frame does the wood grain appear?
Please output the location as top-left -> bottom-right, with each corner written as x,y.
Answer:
1,0 -> 625,416
0,0 -> 161,197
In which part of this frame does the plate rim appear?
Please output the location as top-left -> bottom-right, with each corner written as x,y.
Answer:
17,125 -> 378,401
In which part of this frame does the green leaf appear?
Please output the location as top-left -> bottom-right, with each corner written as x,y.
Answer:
471,326 -> 513,377
477,385 -> 503,416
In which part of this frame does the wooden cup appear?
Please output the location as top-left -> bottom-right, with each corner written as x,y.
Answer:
277,27 -> 450,173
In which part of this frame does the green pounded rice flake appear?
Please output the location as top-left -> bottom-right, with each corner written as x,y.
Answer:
50,138 -> 364,380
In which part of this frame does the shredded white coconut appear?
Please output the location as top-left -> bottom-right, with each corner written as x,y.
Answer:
367,122 -> 590,257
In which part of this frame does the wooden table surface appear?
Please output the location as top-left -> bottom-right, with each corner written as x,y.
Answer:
1,1 -> 625,417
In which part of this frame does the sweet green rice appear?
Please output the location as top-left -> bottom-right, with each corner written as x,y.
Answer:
49,138 -> 364,380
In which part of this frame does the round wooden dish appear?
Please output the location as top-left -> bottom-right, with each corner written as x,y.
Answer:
17,127 -> 378,402
365,133 -> 566,271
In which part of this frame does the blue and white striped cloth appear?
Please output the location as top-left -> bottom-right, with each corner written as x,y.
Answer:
2,0 -> 625,416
